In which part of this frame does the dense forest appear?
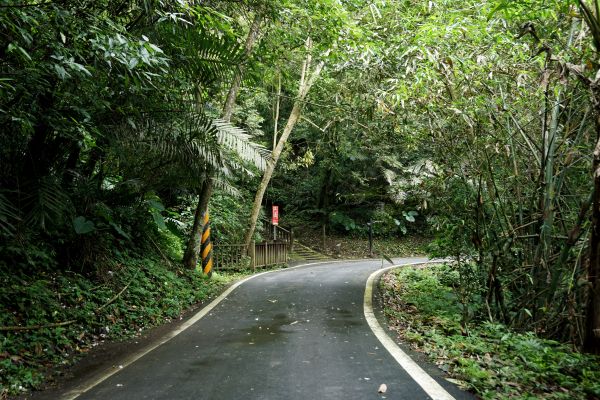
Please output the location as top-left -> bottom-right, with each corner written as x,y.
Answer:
2,0 -> 600,397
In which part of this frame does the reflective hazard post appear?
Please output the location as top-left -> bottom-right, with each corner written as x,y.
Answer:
201,211 -> 213,277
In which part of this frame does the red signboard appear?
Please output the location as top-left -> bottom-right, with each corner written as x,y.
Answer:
272,205 -> 279,226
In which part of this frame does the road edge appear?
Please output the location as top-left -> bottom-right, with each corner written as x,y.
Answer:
363,262 -> 456,400
61,259 -> 365,399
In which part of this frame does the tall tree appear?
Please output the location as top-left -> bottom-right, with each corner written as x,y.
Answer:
576,0 -> 600,354
182,11 -> 265,270
243,38 -> 328,249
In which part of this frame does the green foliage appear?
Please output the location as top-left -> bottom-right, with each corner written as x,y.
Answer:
0,0 -> 272,276
1,0 -> 599,394
0,254 -> 244,396
209,191 -> 254,244
329,211 -> 361,233
381,265 -> 600,399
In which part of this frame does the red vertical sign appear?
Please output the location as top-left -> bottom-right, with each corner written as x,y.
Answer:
272,205 -> 279,226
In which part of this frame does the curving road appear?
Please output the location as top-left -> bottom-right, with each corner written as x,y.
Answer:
64,258 -> 473,400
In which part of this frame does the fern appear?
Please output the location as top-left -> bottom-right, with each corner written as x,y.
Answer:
22,177 -> 73,231
0,192 -> 20,235
153,15 -> 242,83
212,177 -> 241,198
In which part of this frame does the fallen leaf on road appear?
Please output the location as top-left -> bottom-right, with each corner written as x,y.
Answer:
378,384 -> 387,393
290,321 -> 299,325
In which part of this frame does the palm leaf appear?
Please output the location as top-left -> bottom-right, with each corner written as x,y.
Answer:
23,177 -> 73,231
212,119 -> 270,171
0,192 -> 20,236
212,177 -> 241,198
114,111 -> 269,176
154,18 -> 242,83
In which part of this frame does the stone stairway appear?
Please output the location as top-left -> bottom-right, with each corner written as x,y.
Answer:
290,242 -> 330,262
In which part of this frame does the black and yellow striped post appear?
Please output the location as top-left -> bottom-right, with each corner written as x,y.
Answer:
200,211 -> 213,277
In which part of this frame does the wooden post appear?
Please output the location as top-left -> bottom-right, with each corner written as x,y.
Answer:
322,224 -> 326,251
250,241 -> 256,272
290,228 -> 294,252
368,220 -> 373,258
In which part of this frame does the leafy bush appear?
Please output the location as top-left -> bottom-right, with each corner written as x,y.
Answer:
381,265 -> 600,399
328,206 -> 419,237
329,211 -> 361,233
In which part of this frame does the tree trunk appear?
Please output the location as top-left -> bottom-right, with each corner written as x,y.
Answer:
585,133 -> 600,354
582,61 -> 600,353
273,70 -> 281,149
222,13 -> 262,122
243,100 -> 304,250
182,14 -> 262,269
182,179 -> 213,270
243,41 -> 327,250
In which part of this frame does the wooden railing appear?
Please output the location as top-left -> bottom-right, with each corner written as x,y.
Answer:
251,241 -> 288,268
213,223 -> 294,271
261,222 -> 293,248
213,244 -> 248,270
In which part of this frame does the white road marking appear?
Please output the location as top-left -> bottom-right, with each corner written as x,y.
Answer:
62,259 -> 358,399
363,262 -> 456,400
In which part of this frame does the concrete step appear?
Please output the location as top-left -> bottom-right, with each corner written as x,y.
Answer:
290,243 -> 329,262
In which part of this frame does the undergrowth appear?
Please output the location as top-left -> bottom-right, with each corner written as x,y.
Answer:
294,227 -> 429,259
0,251 -> 248,398
380,265 -> 600,399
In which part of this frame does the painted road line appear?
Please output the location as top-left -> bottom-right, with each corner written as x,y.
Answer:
364,262 -> 456,400
61,259 -> 359,399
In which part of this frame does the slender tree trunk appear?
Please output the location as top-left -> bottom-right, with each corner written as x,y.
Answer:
222,13 -> 262,122
585,72 -> 600,352
273,70 -> 281,150
243,100 -> 303,250
182,179 -> 214,269
586,135 -> 600,354
243,41 -> 327,250
182,14 -> 262,269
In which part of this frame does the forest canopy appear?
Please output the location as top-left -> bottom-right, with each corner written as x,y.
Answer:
2,1 -> 600,395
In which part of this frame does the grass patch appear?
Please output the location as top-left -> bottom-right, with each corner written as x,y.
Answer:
380,265 -> 600,399
0,257 -> 250,397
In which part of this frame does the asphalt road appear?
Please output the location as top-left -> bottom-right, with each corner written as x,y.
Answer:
69,258 -> 474,400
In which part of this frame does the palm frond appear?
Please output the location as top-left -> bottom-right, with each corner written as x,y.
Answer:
0,192 -> 20,236
213,119 -> 271,171
212,177 -> 241,197
155,21 -> 242,83
23,177 -> 73,231
115,111 -> 223,172
108,110 -> 269,197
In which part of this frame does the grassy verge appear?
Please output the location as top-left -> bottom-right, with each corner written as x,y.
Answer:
0,257 -> 252,398
380,265 -> 600,399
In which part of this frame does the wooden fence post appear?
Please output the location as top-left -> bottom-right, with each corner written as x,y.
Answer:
290,228 -> 294,253
250,241 -> 256,272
